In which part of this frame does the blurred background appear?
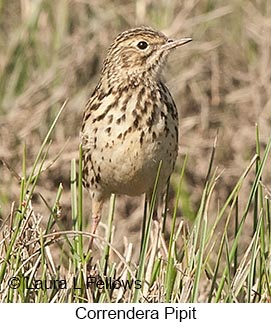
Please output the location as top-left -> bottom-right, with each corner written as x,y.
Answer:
0,0 -> 271,248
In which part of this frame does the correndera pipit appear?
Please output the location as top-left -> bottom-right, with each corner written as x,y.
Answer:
80,26 -> 192,248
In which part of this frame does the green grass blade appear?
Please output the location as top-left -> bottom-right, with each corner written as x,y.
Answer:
133,161 -> 162,302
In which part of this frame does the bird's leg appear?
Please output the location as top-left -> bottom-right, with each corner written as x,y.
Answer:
149,192 -> 161,221
153,205 -> 159,221
87,198 -> 104,250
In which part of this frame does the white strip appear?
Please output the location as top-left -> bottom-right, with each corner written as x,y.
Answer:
0,303 -> 269,323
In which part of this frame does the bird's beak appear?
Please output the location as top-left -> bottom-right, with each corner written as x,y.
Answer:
161,37 -> 192,51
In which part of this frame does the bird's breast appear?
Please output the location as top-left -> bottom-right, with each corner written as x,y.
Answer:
82,83 -> 178,196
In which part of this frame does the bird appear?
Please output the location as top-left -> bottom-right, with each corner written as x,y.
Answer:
80,26 -> 192,248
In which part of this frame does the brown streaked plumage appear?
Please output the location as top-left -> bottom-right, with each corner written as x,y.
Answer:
80,26 -> 192,248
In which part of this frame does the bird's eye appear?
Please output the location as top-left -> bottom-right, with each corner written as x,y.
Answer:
137,41 -> 149,50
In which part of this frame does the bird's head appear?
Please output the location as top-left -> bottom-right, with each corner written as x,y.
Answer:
101,26 -> 192,85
